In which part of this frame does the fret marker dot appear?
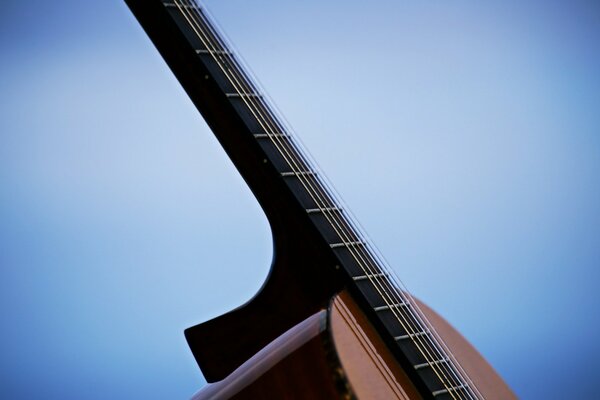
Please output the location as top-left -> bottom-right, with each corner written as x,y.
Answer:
204,75 -> 209,80
262,159 -> 267,164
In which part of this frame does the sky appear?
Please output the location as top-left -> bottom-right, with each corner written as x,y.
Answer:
1,0 -> 599,398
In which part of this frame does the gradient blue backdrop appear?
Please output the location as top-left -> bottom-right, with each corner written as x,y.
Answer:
1,0 -> 599,398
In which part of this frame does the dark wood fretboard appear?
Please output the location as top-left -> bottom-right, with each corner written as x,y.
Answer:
125,1 -> 480,398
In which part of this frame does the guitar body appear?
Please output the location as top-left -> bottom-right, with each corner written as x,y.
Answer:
124,1 -> 517,398
191,290 -> 515,399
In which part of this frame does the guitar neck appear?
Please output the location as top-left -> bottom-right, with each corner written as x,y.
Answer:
125,1 -> 478,398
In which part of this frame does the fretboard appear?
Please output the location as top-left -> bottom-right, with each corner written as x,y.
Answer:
129,1 -> 482,398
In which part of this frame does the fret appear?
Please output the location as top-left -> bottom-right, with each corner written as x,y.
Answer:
163,2 -> 200,11
374,302 -> 408,312
330,240 -> 365,249
253,133 -> 290,139
226,92 -> 263,98
352,272 -> 387,281
129,3 -> 478,398
432,384 -> 468,397
306,207 -> 342,214
395,330 -> 430,341
414,357 -> 449,370
196,49 -> 232,56
281,171 -> 316,177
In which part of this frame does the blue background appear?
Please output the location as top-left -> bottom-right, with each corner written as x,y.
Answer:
1,0 -> 599,398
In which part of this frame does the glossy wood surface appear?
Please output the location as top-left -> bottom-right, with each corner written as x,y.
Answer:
330,291 -> 421,399
191,310 -> 351,400
331,291 -> 517,399
191,290 -> 515,399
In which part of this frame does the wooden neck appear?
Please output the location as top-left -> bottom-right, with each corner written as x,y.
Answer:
126,1 -> 480,398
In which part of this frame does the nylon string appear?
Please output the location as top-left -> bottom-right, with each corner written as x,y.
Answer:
174,2 -> 473,398
174,1 -> 476,398
174,1 -> 483,398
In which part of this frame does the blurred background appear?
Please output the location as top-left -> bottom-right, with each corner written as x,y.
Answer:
1,0 -> 599,398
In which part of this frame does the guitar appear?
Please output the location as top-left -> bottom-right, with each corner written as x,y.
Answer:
125,1 -> 517,399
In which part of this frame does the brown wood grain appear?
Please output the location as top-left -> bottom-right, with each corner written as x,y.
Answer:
191,292 -> 516,399
330,291 -> 516,399
191,310 -> 352,399
330,291 -> 422,399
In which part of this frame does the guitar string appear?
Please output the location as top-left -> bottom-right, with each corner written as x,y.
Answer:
366,233 -> 484,399
176,2 -> 471,398
174,6 -> 469,400
175,1 -> 471,398
198,12 -> 485,398
232,29 -> 485,399
175,1 -> 478,398
184,8 -> 473,400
